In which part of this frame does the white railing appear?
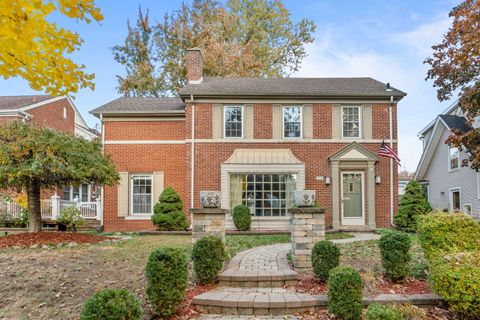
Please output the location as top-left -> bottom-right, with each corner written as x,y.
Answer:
0,201 -> 23,219
41,200 -> 52,219
78,202 -> 98,219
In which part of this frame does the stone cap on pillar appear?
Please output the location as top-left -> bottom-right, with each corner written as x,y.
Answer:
190,208 -> 229,215
288,207 -> 326,214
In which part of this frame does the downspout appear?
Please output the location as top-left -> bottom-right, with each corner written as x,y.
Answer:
389,96 -> 394,225
190,94 -> 195,216
100,114 -> 105,227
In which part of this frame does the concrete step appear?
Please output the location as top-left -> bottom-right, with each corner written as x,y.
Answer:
192,288 -> 325,315
218,270 -> 298,287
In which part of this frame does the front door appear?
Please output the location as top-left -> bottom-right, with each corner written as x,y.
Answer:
341,172 -> 364,225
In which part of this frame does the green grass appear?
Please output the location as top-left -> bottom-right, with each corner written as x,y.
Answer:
225,234 -> 290,257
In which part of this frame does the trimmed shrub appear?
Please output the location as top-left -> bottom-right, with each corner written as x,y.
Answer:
417,211 -> 480,261
379,231 -> 411,281
145,247 -> 188,317
363,304 -> 403,320
232,205 -> 251,231
429,251 -> 480,318
151,187 -> 188,231
80,289 -> 142,320
192,235 -> 225,284
394,181 -> 431,232
328,266 -> 363,320
312,240 -> 340,282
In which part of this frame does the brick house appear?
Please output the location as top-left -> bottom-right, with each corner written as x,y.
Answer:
91,48 -> 405,232
0,95 -> 100,202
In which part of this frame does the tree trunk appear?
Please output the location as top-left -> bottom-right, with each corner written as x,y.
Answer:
27,180 -> 42,233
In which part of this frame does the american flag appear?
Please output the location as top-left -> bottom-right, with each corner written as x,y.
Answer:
378,140 -> 400,164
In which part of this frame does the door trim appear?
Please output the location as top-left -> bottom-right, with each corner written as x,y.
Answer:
341,171 -> 365,226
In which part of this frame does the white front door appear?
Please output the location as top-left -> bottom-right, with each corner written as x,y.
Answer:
341,172 -> 365,226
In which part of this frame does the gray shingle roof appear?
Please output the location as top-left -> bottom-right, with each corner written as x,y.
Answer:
0,95 -> 52,110
90,97 -> 185,115
178,77 -> 406,98
440,114 -> 473,134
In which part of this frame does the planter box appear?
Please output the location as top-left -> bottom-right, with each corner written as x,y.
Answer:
294,190 -> 316,207
199,191 -> 221,208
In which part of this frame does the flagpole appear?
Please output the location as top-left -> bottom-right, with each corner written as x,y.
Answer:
389,97 -> 394,226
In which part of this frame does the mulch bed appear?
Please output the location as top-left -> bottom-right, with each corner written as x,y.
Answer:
0,232 -> 112,249
169,283 -> 217,320
287,272 -> 430,296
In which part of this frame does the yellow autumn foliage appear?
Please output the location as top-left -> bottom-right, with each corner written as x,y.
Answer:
0,0 -> 103,95
15,193 -> 28,209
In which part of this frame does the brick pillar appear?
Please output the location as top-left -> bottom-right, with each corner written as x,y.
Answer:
289,207 -> 326,270
190,208 -> 228,244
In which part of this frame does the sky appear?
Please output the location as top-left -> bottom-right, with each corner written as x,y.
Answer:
0,0 -> 460,172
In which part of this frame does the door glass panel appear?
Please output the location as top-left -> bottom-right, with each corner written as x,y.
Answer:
343,173 -> 362,218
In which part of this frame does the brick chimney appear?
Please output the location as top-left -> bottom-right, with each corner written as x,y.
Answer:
186,48 -> 204,84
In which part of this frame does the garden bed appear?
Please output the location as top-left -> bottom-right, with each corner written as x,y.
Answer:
0,231 -> 113,248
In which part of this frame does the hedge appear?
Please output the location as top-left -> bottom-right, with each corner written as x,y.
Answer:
312,240 -> 340,282
80,289 -> 142,320
232,205 -> 251,231
145,247 -> 188,317
192,235 -> 225,284
363,304 -> 403,320
379,231 -> 411,281
328,266 -> 363,320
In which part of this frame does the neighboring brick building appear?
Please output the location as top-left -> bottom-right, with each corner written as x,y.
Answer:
91,48 -> 405,232
0,95 -> 100,202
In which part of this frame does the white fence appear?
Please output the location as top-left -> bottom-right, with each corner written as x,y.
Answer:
1,196 -> 102,221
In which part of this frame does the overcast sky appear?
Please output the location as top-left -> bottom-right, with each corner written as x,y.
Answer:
0,0 -> 460,172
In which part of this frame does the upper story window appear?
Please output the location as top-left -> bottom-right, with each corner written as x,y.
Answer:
342,106 -> 361,138
448,146 -> 460,171
131,175 -> 153,215
224,106 -> 243,138
283,106 -> 302,138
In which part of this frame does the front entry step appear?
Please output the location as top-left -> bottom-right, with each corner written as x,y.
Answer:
192,288 -> 326,315
218,270 -> 298,287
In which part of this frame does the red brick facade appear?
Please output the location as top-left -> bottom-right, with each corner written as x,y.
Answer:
102,102 -> 399,232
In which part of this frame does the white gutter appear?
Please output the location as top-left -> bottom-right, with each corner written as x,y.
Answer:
389,96 -> 394,225
190,94 -> 196,212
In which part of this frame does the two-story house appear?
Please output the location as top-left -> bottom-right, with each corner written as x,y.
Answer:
415,103 -> 480,218
91,48 -> 405,232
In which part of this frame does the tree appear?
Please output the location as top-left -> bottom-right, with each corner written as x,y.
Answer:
151,187 -> 188,231
0,122 -> 118,232
394,181 -> 431,232
0,0 -> 103,96
425,0 -> 480,171
113,0 -> 316,96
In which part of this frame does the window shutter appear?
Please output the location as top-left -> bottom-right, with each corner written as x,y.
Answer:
303,104 -> 313,139
244,104 -> 253,139
332,104 -> 342,139
362,104 -> 372,139
117,172 -> 129,217
153,172 -> 164,204
272,104 -> 283,139
212,104 -> 223,139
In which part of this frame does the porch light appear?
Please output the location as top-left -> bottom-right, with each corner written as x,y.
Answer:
324,176 -> 331,185
375,176 -> 381,184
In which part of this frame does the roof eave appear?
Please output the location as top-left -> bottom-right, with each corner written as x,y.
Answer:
179,93 -> 406,101
91,110 -> 186,117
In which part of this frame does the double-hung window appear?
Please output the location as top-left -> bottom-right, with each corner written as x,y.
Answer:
131,175 -> 153,215
224,106 -> 243,138
448,147 -> 460,171
342,106 -> 361,138
283,106 -> 302,138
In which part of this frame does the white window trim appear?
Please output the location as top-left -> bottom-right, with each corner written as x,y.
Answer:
282,106 -> 303,139
63,107 -> 67,119
449,187 -> 461,212
448,146 -> 460,172
130,174 -> 154,216
341,106 -> 362,139
463,203 -> 472,216
65,184 -> 91,202
477,172 -> 480,200
223,105 -> 244,139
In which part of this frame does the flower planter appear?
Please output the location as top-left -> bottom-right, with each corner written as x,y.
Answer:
199,191 -> 221,208
294,190 -> 316,207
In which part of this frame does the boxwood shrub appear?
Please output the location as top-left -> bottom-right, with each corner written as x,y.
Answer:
145,247 -> 188,317
417,211 -> 480,261
232,205 -> 251,231
429,251 -> 480,318
379,231 -> 411,281
328,266 -> 363,320
80,289 -> 142,320
312,240 -> 340,282
151,187 -> 188,231
192,235 -> 225,284
363,304 -> 403,320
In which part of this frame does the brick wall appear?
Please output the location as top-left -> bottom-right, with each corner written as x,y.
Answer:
254,103 -> 273,139
105,121 -> 185,140
27,98 -> 75,133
